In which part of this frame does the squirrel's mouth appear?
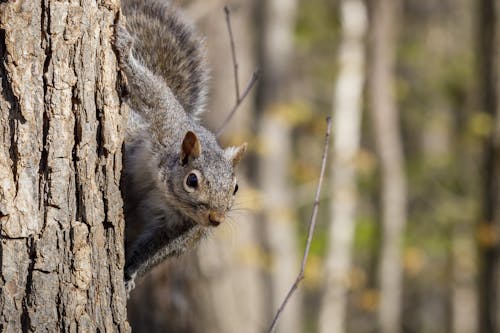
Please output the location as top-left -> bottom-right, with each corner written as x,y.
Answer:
209,220 -> 220,227
208,217 -> 221,227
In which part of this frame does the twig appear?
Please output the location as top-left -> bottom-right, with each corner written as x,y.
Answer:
224,5 -> 240,102
216,6 -> 260,137
216,71 -> 259,137
267,117 -> 332,333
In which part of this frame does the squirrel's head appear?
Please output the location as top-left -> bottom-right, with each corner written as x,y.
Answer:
166,130 -> 247,227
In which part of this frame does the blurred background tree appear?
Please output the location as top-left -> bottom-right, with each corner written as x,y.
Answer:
126,0 -> 498,332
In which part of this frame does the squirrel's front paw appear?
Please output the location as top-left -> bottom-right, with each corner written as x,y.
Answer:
124,272 -> 137,299
113,19 -> 134,68
113,19 -> 133,97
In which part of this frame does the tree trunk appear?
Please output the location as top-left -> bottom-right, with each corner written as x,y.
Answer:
318,1 -> 367,332
478,0 -> 500,332
452,224 -> 478,333
257,0 -> 301,332
368,1 -> 407,333
0,1 -> 129,331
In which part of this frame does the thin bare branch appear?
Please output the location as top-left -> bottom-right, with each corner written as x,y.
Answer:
216,70 -> 259,137
216,5 -> 260,137
224,5 -> 240,102
267,117 -> 332,333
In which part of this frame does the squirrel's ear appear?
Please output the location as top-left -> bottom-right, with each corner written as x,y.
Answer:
181,131 -> 201,165
225,142 -> 248,167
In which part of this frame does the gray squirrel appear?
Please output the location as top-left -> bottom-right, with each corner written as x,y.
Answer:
115,0 -> 247,295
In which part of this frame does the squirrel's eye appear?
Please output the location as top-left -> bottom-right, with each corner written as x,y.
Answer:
186,173 -> 198,188
184,171 -> 201,193
233,184 -> 239,195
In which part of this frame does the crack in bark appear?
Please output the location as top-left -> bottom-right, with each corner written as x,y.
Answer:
96,107 -> 106,158
20,237 -> 36,333
39,111 -> 49,209
72,85 -> 82,223
102,166 -> 114,231
37,0 -> 51,249
0,235 -> 30,240
0,29 -> 23,187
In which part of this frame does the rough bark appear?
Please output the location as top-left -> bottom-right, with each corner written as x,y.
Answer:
318,1 -> 367,332
478,0 -> 500,332
368,1 -> 407,333
256,0 -> 301,332
0,0 -> 129,331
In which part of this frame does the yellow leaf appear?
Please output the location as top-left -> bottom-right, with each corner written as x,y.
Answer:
404,247 -> 426,276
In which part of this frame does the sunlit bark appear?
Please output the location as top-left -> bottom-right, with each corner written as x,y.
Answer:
0,1 -> 129,331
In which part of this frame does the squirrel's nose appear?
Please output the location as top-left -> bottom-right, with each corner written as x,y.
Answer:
208,212 -> 225,226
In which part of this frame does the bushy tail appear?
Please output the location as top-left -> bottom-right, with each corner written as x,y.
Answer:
122,0 -> 209,117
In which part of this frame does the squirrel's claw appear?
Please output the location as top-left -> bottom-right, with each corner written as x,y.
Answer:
113,17 -> 133,98
114,25 -> 133,67
124,272 -> 136,299
113,11 -> 133,67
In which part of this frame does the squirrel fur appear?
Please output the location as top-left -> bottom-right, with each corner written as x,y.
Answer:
116,0 -> 247,295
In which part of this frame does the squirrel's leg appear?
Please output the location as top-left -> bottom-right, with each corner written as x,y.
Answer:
114,24 -> 176,116
124,222 -> 205,296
